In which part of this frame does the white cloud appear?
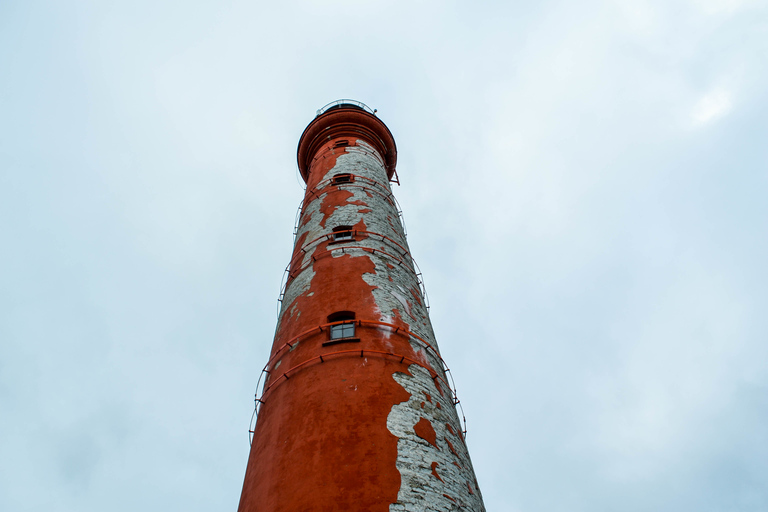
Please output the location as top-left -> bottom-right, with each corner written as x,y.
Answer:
689,0 -> 749,15
691,88 -> 733,125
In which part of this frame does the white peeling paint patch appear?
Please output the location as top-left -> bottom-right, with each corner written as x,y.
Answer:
391,290 -> 412,316
380,313 -> 393,331
379,313 -> 396,349
387,365 -> 485,512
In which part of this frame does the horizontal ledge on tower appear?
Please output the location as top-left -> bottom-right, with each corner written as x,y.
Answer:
321,337 -> 360,347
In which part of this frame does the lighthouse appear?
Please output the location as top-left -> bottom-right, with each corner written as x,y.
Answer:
238,100 -> 485,511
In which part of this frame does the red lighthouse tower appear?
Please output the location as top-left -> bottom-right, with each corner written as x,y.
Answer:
238,101 -> 485,511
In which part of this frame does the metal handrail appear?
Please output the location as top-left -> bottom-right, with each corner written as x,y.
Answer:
316,99 -> 376,117
265,319 -> 444,376
290,229 -> 412,269
249,319 -> 467,445
249,348 -> 466,445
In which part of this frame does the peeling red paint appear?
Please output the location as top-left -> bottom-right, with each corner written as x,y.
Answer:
434,378 -> 445,397
352,218 -> 368,234
304,143 -> 344,191
318,188 -> 354,228
445,437 -> 458,456
410,286 -> 422,306
414,417 -> 437,448
431,462 -> 444,482
388,308 -> 411,332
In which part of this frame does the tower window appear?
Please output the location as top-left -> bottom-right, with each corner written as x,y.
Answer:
332,225 -> 354,241
331,173 -> 354,185
333,140 -> 350,148
330,322 -> 355,340
326,311 -> 357,343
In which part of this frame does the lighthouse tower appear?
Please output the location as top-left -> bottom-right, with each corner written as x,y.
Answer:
238,101 -> 485,512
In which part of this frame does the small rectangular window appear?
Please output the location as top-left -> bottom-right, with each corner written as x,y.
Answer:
330,322 -> 355,340
332,225 -> 354,242
331,173 -> 354,185
333,230 -> 353,241
325,311 -> 358,345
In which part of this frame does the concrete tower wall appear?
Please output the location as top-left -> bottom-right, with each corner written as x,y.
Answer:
238,104 -> 485,512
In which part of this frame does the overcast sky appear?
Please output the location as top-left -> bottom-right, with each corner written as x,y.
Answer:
1,1 -> 767,510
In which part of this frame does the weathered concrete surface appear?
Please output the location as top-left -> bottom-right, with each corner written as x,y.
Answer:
388,366 -> 485,511
238,106 -> 485,512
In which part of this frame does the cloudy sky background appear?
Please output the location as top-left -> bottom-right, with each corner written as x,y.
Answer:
2,0 -> 767,510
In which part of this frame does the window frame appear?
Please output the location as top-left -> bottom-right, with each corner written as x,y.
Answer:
330,225 -> 355,243
331,173 -> 354,186
324,311 -> 360,346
